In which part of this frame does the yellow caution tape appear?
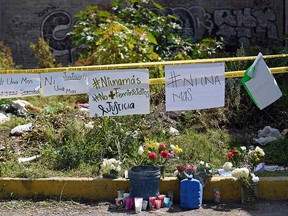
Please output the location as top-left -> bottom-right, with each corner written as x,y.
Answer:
148,66 -> 288,84
1,53 -> 288,75
1,54 -> 288,86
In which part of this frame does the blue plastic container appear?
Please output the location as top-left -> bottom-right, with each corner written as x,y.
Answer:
128,166 -> 160,200
180,175 -> 203,209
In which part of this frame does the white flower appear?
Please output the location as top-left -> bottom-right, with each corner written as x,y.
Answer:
100,158 -> 122,175
116,166 -> 121,172
138,146 -> 144,155
232,168 -> 249,179
239,168 -> 249,178
109,158 -> 117,163
251,173 -> 260,183
170,144 -> 176,150
223,162 -> 233,171
255,146 -> 265,156
231,168 -> 241,178
84,122 -> 94,130
240,146 -> 247,151
110,164 -> 116,170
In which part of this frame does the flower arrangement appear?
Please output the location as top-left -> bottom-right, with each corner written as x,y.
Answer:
227,146 -> 265,171
225,146 -> 265,204
100,158 -> 122,179
138,140 -> 183,164
174,161 -> 214,187
138,140 -> 183,178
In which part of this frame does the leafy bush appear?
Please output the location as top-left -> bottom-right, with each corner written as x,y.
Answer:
30,37 -> 57,68
265,138 -> 288,166
0,42 -> 15,70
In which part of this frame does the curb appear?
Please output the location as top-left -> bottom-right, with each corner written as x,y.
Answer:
0,177 -> 287,201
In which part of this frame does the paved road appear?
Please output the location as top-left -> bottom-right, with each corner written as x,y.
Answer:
0,200 -> 287,216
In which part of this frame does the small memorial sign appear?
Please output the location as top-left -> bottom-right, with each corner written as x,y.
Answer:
0,73 -> 40,98
165,63 -> 225,111
88,69 -> 150,117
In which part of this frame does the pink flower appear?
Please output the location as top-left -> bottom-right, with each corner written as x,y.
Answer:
159,143 -> 166,151
168,151 -> 175,158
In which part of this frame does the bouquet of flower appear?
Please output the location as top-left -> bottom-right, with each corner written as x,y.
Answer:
174,161 -> 214,187
225,146 -> 265,204
138,140 -> 183,178
138,140 -> 183,164
100,158 -> 122,178
227,146 -> 265,171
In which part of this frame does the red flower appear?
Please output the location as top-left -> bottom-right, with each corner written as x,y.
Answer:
149,152 -> 157,161
227,150 -> 238,159
159,143 -> 166,151
227,152 -> 233,159
160,150 -> 168,158
177,165 -> 184,172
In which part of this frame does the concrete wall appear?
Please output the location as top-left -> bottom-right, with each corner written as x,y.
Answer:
0,0 -> 286,68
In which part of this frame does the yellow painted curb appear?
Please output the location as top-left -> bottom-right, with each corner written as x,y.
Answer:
0,177 -> 287,201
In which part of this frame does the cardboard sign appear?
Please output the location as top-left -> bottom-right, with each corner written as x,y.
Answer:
0,73 -> 40,98
88,69 -> 150,117
165,63 -> 225,111
41,71 -> 88,96
242,53 -> 282,110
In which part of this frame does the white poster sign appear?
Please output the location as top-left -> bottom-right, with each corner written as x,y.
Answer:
41,71 -> 89,96
242,52 -> 282,110
0,73 -> 40,98
88,69 -> 150,117
165,63 -> 225,111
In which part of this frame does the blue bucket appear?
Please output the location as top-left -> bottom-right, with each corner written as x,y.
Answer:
128,165 -> 160,200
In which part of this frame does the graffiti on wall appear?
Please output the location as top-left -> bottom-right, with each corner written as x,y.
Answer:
41,10 -> 76,63
214,7 -> 278,45
152,5 -> 279,46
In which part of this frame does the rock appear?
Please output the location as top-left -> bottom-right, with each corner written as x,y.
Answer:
254,126 -> 282,145
253,137 -> 278,146
258,126 -> 282,138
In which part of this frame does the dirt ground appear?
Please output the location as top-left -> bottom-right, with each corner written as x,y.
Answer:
0,200 -> 287,216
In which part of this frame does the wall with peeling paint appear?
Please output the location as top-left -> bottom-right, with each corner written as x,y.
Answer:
0,0 -> 286,68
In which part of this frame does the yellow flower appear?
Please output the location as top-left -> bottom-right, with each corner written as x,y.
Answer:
174,145 -> 183,155
255,157 -> 260,163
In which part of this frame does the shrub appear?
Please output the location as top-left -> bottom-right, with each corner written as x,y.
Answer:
30,37 -> 57,68
0,42 -> 15,70
265,138 -> 288,166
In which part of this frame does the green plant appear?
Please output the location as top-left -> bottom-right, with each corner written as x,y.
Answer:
265,137 -> 288,166
190,37 -> 224,59
171,129 -> 230,167
30,37 -> 57,68
0,42 -> 15,70
71,0 -> 193,77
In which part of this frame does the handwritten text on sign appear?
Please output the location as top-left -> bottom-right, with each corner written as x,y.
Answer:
0,73 -> 40,98
165,63 -> 225,111
88,69 -> 150,117
40,72 -> 88,96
